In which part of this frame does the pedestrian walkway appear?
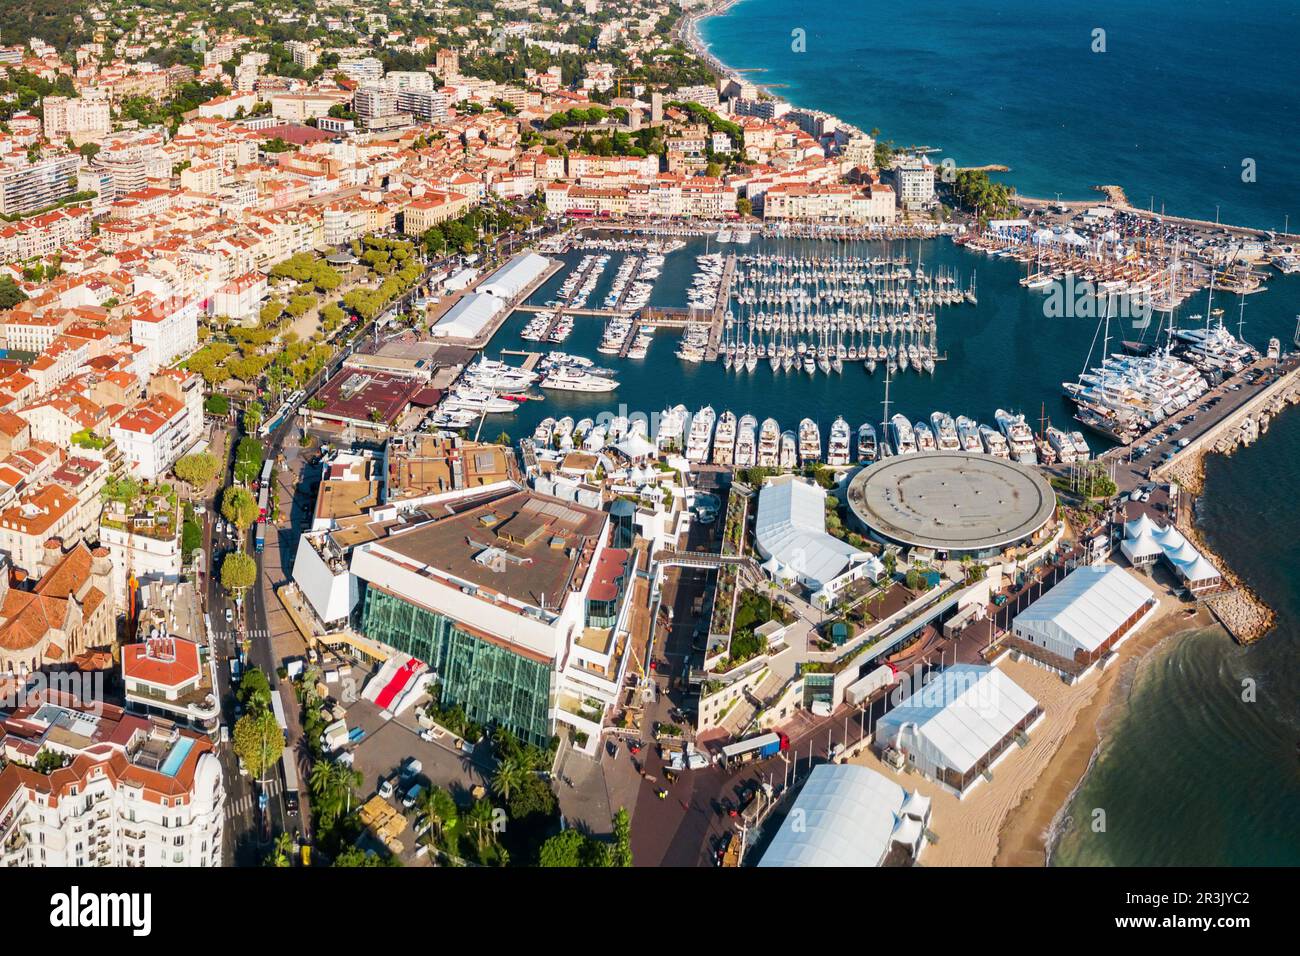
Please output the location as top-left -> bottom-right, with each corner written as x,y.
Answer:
226,778 -> 281,819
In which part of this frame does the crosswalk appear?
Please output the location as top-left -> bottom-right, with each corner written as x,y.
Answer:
225,778 -> 281,819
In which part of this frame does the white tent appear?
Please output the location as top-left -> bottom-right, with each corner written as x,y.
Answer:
431,291 -> 503,338
1165,540 -> 1203,565
754,475 -> 864,591
1174,553 -> 1220,585
614,432 -> 657,460
875,664 -> 1039,784
477,252 -> 552,300
1012,564 -> 1155,658
1123,513 -> 1157,539
1151,524 -> 1186,550
1121,529 -> 1163,564
758,764 -> 925,867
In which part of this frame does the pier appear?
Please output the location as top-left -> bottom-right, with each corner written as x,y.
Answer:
1118,354 -> 1300,643
705,253 -> 736,361
498,349 -> 543,371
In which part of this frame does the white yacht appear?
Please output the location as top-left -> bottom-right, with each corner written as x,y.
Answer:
995,408 -> 1038,464
798,418 -> 822,464
955,416 -> 983,453
758,418 -> 781,468
685,405 -> 716,462
889,414 -> 917,455
979,423 -> 1010,458
779,430 -> 798,470
734,414 -> 758,467
929,412 -> 962,452
540,370 -> 620,392
713,410 -> 737,466
826,417 -> 851,466
857,423 -> 878,462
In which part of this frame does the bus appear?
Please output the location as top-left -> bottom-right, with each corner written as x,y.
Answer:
281,755 -> 300,817
254,522 -> 266,553
270,691 -> 289,742
718,731 -> 789,768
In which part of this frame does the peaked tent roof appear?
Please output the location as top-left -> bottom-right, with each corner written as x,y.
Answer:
758,763 -> 916,868
754,475 -> 862,587
875,664 -> 1040,775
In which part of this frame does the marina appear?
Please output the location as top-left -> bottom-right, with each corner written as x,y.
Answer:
456,231 -> 1300,466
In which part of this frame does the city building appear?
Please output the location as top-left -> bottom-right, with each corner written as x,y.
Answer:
0,545 -> 114,676
846,453 -> 1059,559
349,488 -> 620,747
123,615 -> 219,736
0,696 -> 223,867
0,154 -> 80,217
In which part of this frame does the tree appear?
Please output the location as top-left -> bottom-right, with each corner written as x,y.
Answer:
266,832 -> 295,867
222,485 -> 257,533
538,828 -> 608,867
232,711 -> 282,779
237,667 -> 273,712
221,551 -> 257,596
608,807 -> 633,867
466,798 -> 496,853
491,756 -> 527,803
204,393 -> 230,416
538,828 -> 587,867
243,400 -> 265,435
173,452 -> 217,489
0,276 -> 27,310
736,197 -> 753,217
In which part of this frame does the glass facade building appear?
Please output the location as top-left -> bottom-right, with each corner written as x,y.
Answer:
361,587 -> 554,746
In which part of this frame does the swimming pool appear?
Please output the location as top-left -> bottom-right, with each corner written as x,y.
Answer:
159,737 -> 195,777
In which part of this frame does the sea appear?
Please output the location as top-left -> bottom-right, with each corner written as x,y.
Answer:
479,0 -> 1300,867
700,0 -> 1300,230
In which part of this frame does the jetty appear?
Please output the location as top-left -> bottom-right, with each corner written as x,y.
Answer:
1138,354 -> 1300,643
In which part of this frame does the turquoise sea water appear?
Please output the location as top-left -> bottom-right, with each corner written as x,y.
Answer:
701,0 -> 1300,230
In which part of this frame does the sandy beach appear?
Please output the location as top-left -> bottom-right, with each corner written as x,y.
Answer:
844,580 -> 1214,867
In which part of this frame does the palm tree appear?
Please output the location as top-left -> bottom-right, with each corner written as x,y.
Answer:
492,756 -> 527,803
467,798 -> 496,853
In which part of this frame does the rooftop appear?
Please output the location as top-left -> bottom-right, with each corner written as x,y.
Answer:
847,453 -> 1056,551
366,489 -> 607,612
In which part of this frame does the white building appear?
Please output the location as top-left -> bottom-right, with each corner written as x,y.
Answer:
108,393 -> 194,481
348,489 -> 625,749
130,298 -> 200,375
759,763 -> 931,867
0,697 -> 224,867
874,664 -> 1042,797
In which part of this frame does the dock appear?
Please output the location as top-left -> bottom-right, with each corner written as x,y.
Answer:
499,349 -> 543,371
704,254 -> 736,361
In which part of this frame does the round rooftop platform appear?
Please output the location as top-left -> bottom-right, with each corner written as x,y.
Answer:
846,452 -> 1056,553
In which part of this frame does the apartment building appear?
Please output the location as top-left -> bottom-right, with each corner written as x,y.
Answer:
108,393 -> 191,481
41,94 -> 111,144
0,154 -> 79,217
0,697 -> 223,868
130,296 -> 200,375
763,182 -> 897,224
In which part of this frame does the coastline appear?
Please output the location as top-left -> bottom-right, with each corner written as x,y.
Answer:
993,601 -> 1219,866
683,1 -> 1289,237
679,0 -> 1294,868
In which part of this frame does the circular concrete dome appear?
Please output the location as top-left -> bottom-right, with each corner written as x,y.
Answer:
846,452 -> 1056,553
